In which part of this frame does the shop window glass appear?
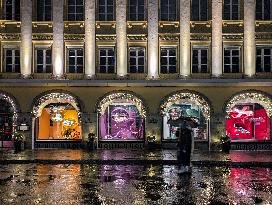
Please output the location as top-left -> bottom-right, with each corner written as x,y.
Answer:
68,0 -> 84,21
4,48 -> 20,73
226,103 -> 271,141
160,0 -> 177,21
0,99 -> 13,147
98,47 -> 115,73
160,47 -> 177,74
100,103 -> 145,141
223,0 -> 240,20
5,0 -> 20,20
192,46 -> 208,73
98,0 -> 115,21
37,0 -> 52,21
67,48 -> 84,73
35,47 -> 52,73
129,47 -> 145,73
256,0 -> 272,20
163,104 -> 208,141
256,47 -> 272,72
129,0 -> 145,21
191,0 -> 208,20
37,103 -> 81,140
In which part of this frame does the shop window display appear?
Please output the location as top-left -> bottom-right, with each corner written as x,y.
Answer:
163,103 -> 207,141
0,99 -> 13,147
37,103 -> 81,140
226,103 -> 271,141
100,103 -> 145,141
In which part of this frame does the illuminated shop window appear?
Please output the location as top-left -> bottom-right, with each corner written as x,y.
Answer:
160,0 -> 177,21
35,47 -> 52,73
129,47 -> 145,73
68,0 -> 84,21
67,48 -> 84,73
160,47 -> 177,74
192,46 -> 208,73
256,47 -> 272,72
98,47 -> 115,73
37,103 -> 81,141
223,0 -> 240,20
4,0 -> 20,20
128,0 -> 145,21
191,0 -> 208,21
226,103 -> 271,141
98,0 -> 115,21
4,48 -> 20,73
0,99 -> 13,146
256,0 -> 272,20
37,0 -> 52,21
224,46 -> 240,73
163,103 -> 208,141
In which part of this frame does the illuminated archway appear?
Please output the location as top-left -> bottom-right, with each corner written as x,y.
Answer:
225,90 -> 272,141
160,90 -> 212,141
96,91 -> 147,141
32,90 -> 82,144
0,91 -> 20,147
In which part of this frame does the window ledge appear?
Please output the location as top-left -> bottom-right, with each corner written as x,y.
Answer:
222,73 -> 243,79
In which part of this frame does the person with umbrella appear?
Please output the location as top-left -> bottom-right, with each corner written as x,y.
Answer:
168,109 -> 199,174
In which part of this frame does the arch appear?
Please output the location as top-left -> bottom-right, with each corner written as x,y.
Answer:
0,91 -> 20,134
96,90 -> 148,117
224,90 -> 272,117
160,90 -> 212,120
32,89 -> 83,118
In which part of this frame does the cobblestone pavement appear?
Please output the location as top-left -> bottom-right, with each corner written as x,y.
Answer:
0,164 -> 271,205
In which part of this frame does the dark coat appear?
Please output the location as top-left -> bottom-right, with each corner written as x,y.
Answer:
176,127 -> 192,166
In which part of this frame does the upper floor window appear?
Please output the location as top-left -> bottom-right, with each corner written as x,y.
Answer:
160,0 -> 177,21
37,0 -> 52,21
224,46 -> 240,73
98,47 -> 115,73
160,47 -> 177,74
192,46 -> 208,73
223,0 -> 240,20
35,46 -> 52,73
191,0 -> 208,21
129,47 -> 145,73
98,0 -> 115,21
256,47 -> 272,72
129,0 -> 145,21
5,0 -> 20,20
4,48 -> 20,73
67,47 -> 84,73
68,0 -> 84,21
256,0 -> 272,20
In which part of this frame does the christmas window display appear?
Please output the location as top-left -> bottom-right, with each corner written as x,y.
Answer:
226,103 -> 270,141
163,103 -> 207,141
37,103 -> 81,140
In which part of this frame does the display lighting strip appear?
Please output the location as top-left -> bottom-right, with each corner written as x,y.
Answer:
0,93 -> 18,132
160,92 -> 211,120
32,92 -> 81,119
97,92 -> 146,117
226,92 -> 272,116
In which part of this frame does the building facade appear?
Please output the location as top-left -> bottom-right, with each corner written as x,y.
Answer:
0,0 -> 271,150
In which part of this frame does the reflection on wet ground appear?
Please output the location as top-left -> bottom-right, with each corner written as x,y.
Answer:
0,164 -> 272,204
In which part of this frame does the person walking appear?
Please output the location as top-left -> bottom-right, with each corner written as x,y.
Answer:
176,121 -> 193,174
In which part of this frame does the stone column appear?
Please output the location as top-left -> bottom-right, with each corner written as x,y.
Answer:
212,0 -> 223,77
244,0 -> 256,77
180,0 -> 190,77
53,0 -> 64,78
116,0 -> 127,77
20,0 -> 32,78
147,0 -> 159,79
85,0 -> 96,78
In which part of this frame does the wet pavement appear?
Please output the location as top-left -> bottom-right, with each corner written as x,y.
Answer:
0,164 -> 272,204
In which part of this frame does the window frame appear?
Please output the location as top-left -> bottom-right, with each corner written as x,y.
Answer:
223,0 -> 240,20
192,46 -> 209,73
67,0 -> 84,21
97,0 -> 115,21
128,47 -> 146,73
256,0 -> 272,20
3,46 -> 20,73
223,45 -> 241,73
97,46 -> 115,73
256,46 -> 272,73
34,45 -> 52,73
160,46 -> 178,74
4,0 -> 20,20
160,0 -> 178,21
128,0 -> 146,21
36,0 -> 52,21
66,46 -> 84,73
191,0 -> 208,21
